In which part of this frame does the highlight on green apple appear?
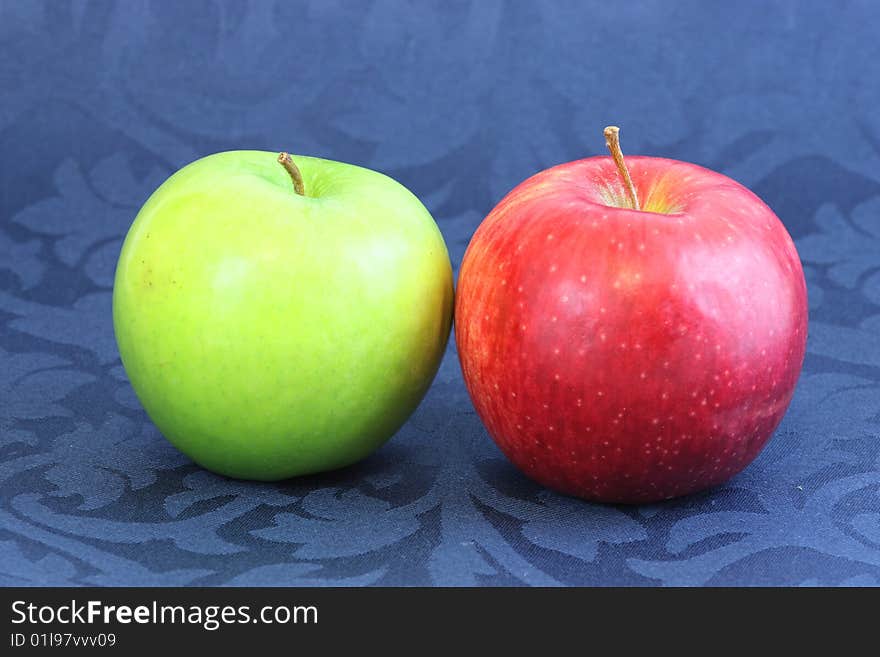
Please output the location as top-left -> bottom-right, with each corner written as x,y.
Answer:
113,150 -> 454,480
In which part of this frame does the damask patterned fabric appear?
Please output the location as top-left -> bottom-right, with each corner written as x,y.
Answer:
1,1 -> 879,586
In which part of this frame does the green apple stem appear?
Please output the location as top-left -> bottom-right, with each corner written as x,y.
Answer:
277,152 -> 306,196
603,126 -> 640,211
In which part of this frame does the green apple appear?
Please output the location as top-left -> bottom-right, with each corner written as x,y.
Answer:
113,151 -> 453,480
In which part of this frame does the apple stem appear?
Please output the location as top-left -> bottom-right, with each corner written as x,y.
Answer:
277,152 -> 305,196
603,126 -> 640,211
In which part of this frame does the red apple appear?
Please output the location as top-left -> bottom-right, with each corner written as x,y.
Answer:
455,128 -> 807,504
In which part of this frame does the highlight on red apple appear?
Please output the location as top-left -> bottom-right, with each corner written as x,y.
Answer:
455,126 -> 808,504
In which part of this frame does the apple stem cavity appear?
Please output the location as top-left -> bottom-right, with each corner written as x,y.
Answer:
277,152 -> 306,196
603,126 -> 640,211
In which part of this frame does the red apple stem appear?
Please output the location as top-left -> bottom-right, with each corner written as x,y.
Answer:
603,126 -> 640,211
277,152 -> 305,196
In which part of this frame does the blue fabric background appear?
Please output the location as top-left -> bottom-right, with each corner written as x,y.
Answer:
1,0 -> 879,586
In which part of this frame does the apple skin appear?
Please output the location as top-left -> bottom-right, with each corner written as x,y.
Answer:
113,151 -> 453,480
455,156 -> 807,503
